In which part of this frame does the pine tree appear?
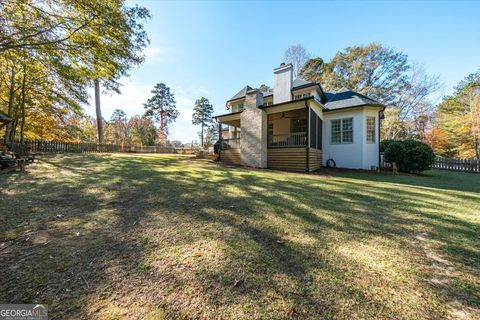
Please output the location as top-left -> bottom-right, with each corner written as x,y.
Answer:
144,83 -> 179,144
192,97 -> 214,147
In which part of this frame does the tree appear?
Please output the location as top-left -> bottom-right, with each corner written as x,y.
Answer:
256,84 -> 271,93
192,97 -> 214,147
1,50 -> 87,143
284,44 -> 311,79
203,125 -> 219,149
129,115 -> 157,146
423,126 -> 454,157
437,71 -> 480,159
299,43 -> 440,139
109,109 -> 130,145
144,83 -> 179,143
384,140 -> 435,173
299,58 -> 326,82
170,140 -> 183,148
0,0 -> 150,144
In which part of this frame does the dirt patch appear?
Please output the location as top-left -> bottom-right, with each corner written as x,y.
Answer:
416,231 -> 479,320
30,230 -> 52,245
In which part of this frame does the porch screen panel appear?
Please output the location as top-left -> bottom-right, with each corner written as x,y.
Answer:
317,118 -> 323,149
309,109 -> 317,149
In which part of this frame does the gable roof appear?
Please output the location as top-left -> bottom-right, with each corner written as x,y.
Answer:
226,82 -> 383,111
292,79 -> 312,88
262,89 -> 273,97
228,85 -> 253,102
228,79 -> 320,102
324,88 -> 382,110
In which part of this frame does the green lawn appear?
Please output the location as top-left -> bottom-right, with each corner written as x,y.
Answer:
1,154 -> 479,319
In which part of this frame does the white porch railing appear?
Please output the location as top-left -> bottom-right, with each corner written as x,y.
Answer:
268,132 -> 307,148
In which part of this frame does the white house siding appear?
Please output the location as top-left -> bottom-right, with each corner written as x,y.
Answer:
362,108 -> 381,170
322,107 -> 381,170
273,65 -> 293,104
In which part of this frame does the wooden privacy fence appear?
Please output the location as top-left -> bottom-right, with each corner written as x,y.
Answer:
17,139 -> 197,154
433,157 -> 479,173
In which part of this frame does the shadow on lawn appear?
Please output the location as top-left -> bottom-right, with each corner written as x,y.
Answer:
325,167 -> 480,194
1,154 -> 478,319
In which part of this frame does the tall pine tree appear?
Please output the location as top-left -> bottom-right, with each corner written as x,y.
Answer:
144,83 -> 179,144
192,97 -> 214,147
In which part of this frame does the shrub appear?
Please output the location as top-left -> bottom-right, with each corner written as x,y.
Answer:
383,140 -> 405,164
383,139 -> 435,173
380,139 -> 395,153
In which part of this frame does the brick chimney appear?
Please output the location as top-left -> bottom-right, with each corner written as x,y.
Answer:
240,89 -> 267,168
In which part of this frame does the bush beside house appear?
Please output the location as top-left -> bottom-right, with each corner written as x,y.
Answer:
382,140 -> 436,173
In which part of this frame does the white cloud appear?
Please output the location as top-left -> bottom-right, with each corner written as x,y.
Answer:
85,80 -> 208,143
142,45 -> 172,64
85,77 -> 152,120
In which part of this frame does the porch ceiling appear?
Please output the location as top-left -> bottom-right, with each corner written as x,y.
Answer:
262,100 -> 308,114
216,111 -> 241,127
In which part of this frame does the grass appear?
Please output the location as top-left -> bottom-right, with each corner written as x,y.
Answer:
1,153 -> 479,319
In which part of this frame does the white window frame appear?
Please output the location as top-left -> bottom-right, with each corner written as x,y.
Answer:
293,92 -> 311,100
231,103 -> 244,113
330,118 -> 354,144
366,116 -> 376,144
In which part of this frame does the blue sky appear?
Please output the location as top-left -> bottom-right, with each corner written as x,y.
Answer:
85,0 -> 480,143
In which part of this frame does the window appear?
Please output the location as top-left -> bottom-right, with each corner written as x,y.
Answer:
331,120 -> 341,144
231,103 -> 244,112
342,118 -> 353,143
264,100 -> 273,106
331,118 -> 353,144
294,92 -> 311,100
366,117 -> 375,143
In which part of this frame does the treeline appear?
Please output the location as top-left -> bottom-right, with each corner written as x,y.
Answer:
430,72 -> 479,159
0,0 -> 150,144
286,43 -> 479,159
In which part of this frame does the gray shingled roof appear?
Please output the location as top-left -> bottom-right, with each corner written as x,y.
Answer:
262,90 -> 273,97
228,85 -> 253,101
227,82 -> 382,110
292,78 -> 314,88
229,79 -> 316,101
324,88 -> 381,110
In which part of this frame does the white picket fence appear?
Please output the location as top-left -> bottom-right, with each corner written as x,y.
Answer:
380,153 -> 479,173
433,157 -> 480,173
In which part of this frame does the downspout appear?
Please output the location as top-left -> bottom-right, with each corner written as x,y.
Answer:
215,118 -> 221,161
378,106 -> 386,168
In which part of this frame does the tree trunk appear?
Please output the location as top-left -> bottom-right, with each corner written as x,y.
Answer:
19,67 -> 27,144
94,79 -> 104,144
159,112 -> 167,144
10,105 -> 20,142
201,123 -> 204,147
475,138 -> 479,160
4,66 -> 16,144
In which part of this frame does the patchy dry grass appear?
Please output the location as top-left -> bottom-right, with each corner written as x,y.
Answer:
0,153 -> 479,319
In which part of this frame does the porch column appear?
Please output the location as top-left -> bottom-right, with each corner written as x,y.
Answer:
240,89 -> 266,168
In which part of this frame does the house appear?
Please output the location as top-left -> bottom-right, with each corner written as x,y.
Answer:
213,63 -> 385,171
